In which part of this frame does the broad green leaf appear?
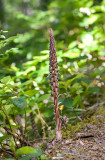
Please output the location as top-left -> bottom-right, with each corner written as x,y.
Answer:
2,30 -> 8,33
79,14 -> 99,27
24,89 -> 39,96
0,112 -> 3,121
40,50 -> 49,54
5,124 -> 21,129
90,67 -> 105,77
11,97 -> 27,109
81,81 -> 88,87
73,95 -> 81,106
63,49 -> 80,58
58,98 -> 65,104
0,93 -> 15,99
2,100 -> 6,104
1,76 -> 11,83
19,147 -> 42,160
68,41 -> 77,49
18,80 -> 33,87
69,55 -> 88,62
9,140 -> 15,152
40,154 -> 46,160
67,73 -> 84,85
15,146 -> 41,158
0,135 -> 13,142
66,108 -> 85,112
3,159 -> 15,160
78,78 -> 90,85
88,87 -> 99,93
43,110 -> 54,117
37,94 -> 50,102
5,48 -> 19,54
62,98 -> 73,108
87,14 -> 99,25
71,83 -> 82,93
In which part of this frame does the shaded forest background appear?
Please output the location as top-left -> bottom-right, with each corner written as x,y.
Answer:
0,0 -> 105,158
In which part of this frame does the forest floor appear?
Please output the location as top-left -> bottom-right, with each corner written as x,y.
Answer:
35,105 -> 105,160
0,105 -> 105,160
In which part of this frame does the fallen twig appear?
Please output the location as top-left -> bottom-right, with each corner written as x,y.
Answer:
87,101 -> 105,111
74,133 -> 94,140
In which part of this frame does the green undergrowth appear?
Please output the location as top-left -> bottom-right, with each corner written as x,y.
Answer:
62,105 -> 105,138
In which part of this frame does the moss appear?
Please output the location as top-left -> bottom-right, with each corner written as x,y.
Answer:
40,142 -> 47,150
90,105 -> 105,125
62,105 -> 105,138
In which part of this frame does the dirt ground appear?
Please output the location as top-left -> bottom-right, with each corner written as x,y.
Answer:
43,106 -> 105,160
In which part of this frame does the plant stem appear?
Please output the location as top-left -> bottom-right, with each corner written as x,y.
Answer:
1,106 -> 18,148
36,106 -> 46,139
2,82 -> 19,97
30,111 -> 40,139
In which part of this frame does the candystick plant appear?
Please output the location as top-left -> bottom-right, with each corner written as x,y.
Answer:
49,28 -> 62,140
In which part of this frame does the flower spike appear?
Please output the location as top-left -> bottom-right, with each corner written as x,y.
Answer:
49,28 -> 62,140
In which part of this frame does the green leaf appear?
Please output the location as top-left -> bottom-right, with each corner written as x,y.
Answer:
2,30 -> 8,33
0,135 -> 13,142
5,124 -> 21,129
0,93 -> 15,99
66,108 -> 85,112
11,97 -> 27,109
16,146 -> 41,158
19,147 -> 42,160
69,55 -> 88,62
90,67 -> 105,77
24,90 -> 39,96
3,159 -> 15,160
81,81 -> 88,87
19,80 -> 33,87
62,98 -> 73,108
9,140 -> 15,152
71,83 -> 82,93
58,98 -> 65,104
78,78 -> 91,85
37,94 -> 50,102
68,41 -> 77,49
40,154 -> 46,160
0,112 -> 3,121
67,73 -> 84,85
73,95 -> 81,106
1,76 -> 11,83
88,87 -> 99,93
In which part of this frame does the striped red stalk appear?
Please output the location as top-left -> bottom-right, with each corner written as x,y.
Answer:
49,28 -> 62,140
